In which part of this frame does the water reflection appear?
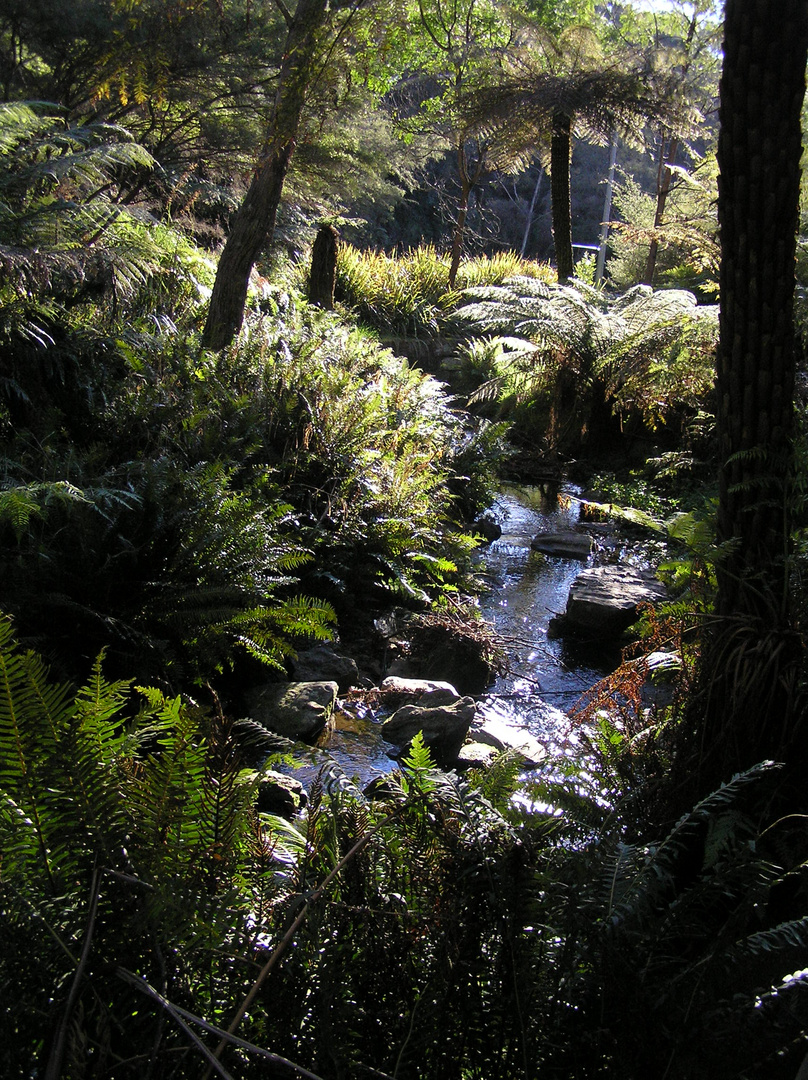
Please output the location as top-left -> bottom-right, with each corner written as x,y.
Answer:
314,707 -> 399,783
304,485 -> 621,786
477,485 -> 618,739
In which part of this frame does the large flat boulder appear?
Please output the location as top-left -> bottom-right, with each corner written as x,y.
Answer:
245,681 -> 339,742
563,566 -> 666,636
531,530 -> 593,560
379,676 -> 460,700
382,696 -> 476,769
469,712 -> 547,768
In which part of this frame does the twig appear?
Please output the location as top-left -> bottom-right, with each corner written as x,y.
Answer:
118,969 -> 325,1079
202,803 -> 408,1078
116,970 -> 237,1080
44,866 -> 102,1080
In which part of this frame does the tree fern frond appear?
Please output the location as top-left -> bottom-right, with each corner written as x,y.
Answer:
733,918 -> 808,960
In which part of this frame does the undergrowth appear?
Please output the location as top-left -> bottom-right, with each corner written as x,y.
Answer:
2,620 -> 807,1080
334,243 -> 554,338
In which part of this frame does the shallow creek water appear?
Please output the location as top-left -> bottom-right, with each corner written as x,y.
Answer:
310,485 -> 623,787
474,484 -> 620,744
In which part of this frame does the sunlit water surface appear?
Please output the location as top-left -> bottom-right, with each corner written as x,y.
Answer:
309,486 -> 622,787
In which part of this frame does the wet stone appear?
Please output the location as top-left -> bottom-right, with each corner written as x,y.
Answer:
561,566 -> 667,637
531,530 -> 594,559
245,681 -> 339,742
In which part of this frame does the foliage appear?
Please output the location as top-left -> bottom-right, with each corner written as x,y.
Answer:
2,266 -> 499,683
3,620 -> 807,1080
0,0 -> 286,173
0,94 -> 507,687
0,616 -> 280,1078
522,753 -> 808,1079
334,242 -> 554,338
384,0 -> 529,281
455,276 -> 717,445
0,620 -> 529,1079
0,102 -> 214,333
230,291 -> 487,606
608,155 -> 720,294
0,448 -> 335,684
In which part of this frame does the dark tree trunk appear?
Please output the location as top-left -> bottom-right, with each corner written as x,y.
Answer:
448,196 -> 469,290
202,0 -> 330,350
715,0 -> 806,621
550,111 -> 574,282
684,0 -> 808,796
308,223 -> 338,309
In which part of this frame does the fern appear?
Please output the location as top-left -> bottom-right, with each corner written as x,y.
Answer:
455,277 -> 717,442
0,618 -> 302,1075
400,730 -> 437,787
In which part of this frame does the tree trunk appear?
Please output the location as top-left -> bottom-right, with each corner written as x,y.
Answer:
642,10 -> 696,286
308,223 -> 338,309
550,111 -> 573,283
596,132 -> 617,285
715,0 -> 806,622
520,162 -> 543,259
202,0 -> 330,350
448,197 -> 469,290
448,139 -> 484,289
685,0 -> 808,795
642,133 -> 678,286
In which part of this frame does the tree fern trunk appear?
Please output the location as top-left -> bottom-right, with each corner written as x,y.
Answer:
550,111 -> 573,282
683,0 -> 808,798
308,223 -> 338,308
715,0 -> 806,621
202,0 -> 330,350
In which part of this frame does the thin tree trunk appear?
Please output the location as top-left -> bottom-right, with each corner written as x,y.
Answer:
596,133 -> 617,285
642,11 -> 696,286
520,162 -> 543,258
202,0 -> 330,350
448,194 -> 469,290
642,132 -> 678,285
448,138 -> 484,289
550,111 -> 573,282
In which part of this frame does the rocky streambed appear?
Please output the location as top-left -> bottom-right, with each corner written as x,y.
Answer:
245,485 -> 675,811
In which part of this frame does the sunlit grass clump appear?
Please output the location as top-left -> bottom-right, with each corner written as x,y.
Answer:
335,243 -> 554,338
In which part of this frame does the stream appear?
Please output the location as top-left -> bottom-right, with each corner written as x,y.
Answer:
474,484 -> 620,746
311,484 -> 623,787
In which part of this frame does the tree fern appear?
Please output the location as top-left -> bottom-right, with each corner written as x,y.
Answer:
456,277 -> 717,438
